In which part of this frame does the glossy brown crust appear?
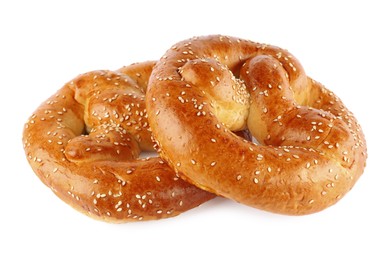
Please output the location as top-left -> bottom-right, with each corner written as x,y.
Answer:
22,61 -> 215,223
146,35 -> 367,215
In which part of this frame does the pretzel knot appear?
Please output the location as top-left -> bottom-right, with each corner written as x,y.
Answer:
146,35 -> 367,215
23,61 -> 214,222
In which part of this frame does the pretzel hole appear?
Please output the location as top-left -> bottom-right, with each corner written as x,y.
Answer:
179,58 -> 250,131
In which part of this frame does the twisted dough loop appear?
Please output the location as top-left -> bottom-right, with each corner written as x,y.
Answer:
146,35 -> 367,215
23,61 -> 214,222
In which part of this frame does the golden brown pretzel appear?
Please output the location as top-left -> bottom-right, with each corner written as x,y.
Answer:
146,35 -> 367,215
22,61 -> 214,222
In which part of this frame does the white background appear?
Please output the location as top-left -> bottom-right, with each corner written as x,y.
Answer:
1,0 -> 388,259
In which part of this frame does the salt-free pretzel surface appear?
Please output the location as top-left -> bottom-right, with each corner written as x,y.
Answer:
146,35 -> 367,215
23,61 -> 215,222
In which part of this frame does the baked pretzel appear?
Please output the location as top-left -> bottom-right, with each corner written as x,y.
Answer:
22,61 -> 215,222
146,35 -> 367,215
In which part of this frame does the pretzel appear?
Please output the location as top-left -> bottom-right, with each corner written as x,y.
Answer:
22,61 -> 215,222
146,35 -> 367,215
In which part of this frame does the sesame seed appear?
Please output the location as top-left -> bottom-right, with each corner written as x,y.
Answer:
191,159 -> 196,165
115,201 -> 122,209
236,175 -> 242,181
156,176 -> 161,182
178,96 -> 185,103
253,178 -> 259,184
210,161 -> 217,167
326,183 -> 334,188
